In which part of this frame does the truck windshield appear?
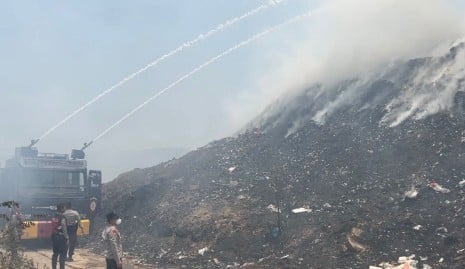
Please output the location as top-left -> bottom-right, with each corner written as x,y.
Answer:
21,170 -> 85,189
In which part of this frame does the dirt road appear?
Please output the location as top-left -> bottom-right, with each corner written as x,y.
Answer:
25,248 -> 154,269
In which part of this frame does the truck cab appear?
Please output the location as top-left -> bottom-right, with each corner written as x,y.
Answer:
0,146 -> 102,239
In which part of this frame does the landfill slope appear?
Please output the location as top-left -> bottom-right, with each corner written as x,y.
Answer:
101,43 -> 465,268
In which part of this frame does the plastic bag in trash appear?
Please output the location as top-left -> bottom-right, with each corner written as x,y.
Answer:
429,181 -> 450,193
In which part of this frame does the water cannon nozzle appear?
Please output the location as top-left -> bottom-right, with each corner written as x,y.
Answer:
29,139 -> 39,148
81,141 -> 93,151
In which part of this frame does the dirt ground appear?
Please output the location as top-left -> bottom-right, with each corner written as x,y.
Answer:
24,248 -> 158,269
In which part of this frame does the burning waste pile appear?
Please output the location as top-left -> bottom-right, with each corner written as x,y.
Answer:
93,43 -> 465,268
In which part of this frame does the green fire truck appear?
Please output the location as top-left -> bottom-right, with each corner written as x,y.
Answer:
0,146 -> 102,239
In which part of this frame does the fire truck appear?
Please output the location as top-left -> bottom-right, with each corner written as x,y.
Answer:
0,145 -> 102,239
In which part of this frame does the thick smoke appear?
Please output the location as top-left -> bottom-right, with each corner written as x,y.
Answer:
381,45 -> 465,127
236,0 -> 465,132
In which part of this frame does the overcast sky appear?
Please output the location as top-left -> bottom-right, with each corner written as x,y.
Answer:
0,0 -> 314,159
1,0 -> 464,179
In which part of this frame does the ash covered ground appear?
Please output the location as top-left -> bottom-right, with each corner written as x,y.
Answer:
90,43 -> 465,268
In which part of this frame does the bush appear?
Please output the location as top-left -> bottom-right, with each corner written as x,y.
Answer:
0,201 -> 37,269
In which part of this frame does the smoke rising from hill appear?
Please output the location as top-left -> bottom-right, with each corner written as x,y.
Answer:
234,0 -> 465,132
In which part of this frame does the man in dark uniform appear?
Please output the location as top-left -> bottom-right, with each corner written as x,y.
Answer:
51,203 -> 69,269
64,202 -> 83,261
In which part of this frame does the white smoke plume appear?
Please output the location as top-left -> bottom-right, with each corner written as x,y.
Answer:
382,46 -> 465,127
235,0 -> 465,131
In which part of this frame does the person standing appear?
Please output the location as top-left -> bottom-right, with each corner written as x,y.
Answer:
51,203 -> 69,269
102,212 -> 123,269
63,202 -> 84,261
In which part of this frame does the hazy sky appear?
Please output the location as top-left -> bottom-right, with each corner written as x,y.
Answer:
1,0 -> 464,178
0,0 -> 315,160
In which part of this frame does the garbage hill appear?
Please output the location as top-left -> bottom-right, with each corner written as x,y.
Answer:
102,42 -> 465,268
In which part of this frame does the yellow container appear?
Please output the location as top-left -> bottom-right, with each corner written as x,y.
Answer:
21,219 -> 90,240
21,221 -> 39,240
77,219 -> 90,236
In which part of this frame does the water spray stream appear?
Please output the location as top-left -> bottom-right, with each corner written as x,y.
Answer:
86,9 -> 322,147
36,0 -> 287,144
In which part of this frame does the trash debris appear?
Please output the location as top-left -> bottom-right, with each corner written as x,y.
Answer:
267,204 -> 281,213
198,247 -> 209,256
158,248 -> 168,258
279,254 -> 290,260
413,225 -> 423,231
346,227 -> 367,252
398,255 -> 416,263
323,202 -> 332,208
291,207 -> 312,214
241,262 -> 255,267
459,179 -> 465,188
404,186 -> 419,199
372,255 -> 418,269
429,181 -> 450,193
228,166 -> 237,173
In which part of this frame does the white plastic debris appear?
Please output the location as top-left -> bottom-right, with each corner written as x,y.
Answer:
292,207 -> 312,214
422,265 -> 432,269
429,181 -> 450,193
405,186 -> 419,199
398,255 -> 416,263
413,225 -> 423,231
323,203 -> 332,208
438,257 -> 444,263
280,254 -> 290,260
459,179 -> 465,188
228,166 -> 237,173
267,204 -> 281,213
373,255 -> 419,269
158,248 -> 168,258
198,247 -> 209,256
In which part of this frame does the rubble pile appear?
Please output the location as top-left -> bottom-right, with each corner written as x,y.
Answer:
96,43 -> 465,268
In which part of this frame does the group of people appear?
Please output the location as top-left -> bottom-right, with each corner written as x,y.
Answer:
52,203 -> 123,269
